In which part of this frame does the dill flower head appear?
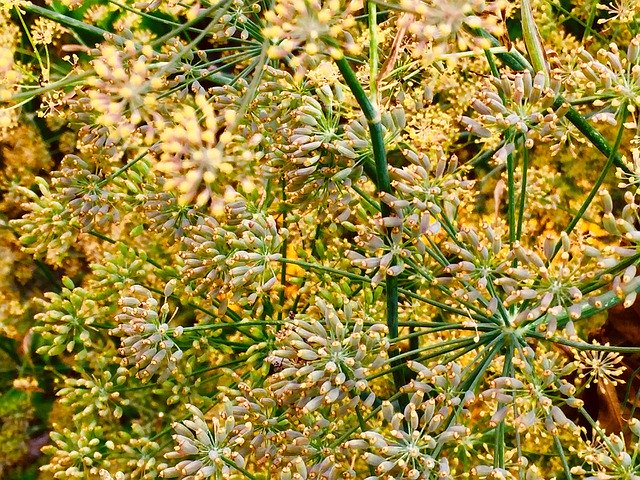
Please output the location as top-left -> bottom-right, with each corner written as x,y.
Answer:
397,0 -> 505,58
267,298 -> 389,412
345,385 -> 468,479
85,41 -> 168,140
573,429 -> 640,479
40,422 -> 112,479
180,206 -> 286,311
281,84 -> 362,217
34,277 -> 101,357
575,342 -> 626,387
56,369 -> 127,421
138,189 -> 202,240
155,94 -> 237,207
616,147 -> 640,193
161,403 -> 248,479
227,382 -> 294,467
263,0 -> 363,71
461,71 -> 569,154
578,35 -> 640,133
597,0 -> 640,25
110,284 -> 184,383
52,154 -> 123,231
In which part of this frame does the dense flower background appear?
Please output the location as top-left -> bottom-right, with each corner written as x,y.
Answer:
2,0 -> 640,478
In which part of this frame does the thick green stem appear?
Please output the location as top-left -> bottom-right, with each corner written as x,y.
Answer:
335,55 -> 404,394
335,56 -> 390,196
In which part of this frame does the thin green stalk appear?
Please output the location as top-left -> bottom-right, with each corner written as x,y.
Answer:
494,343 -> 513,469
525,274 -> 640,335
582,0 -> 599,43
484,49 -> 505,103
431,336 -> 504,459
178,321 -> 283,333
368,1 -> 379,102
384,333 -> 491,366
276,177 -> 288,324
351,184 -> 381,211
541,0 -> 606,43
393,321 -> 491,333
355,405 -> 368,433
553,436 -> 573,480
22,3 -> 122,42
418,335 -> 491,367
563,102 -> 628,173
516,145 -> 529,241
549,105 -> 628,263
486,280 -> 510,326
278,258 -> 489,322
88,229 -> 117,244
470,140 -> 505,167
529,332 -> 640,353
151,0 -> 231,48
403,257 -> 494,320
221,40 -> 269,137
97,151 -> 148,188
11,71 -> 93,102
222,457 -> 256,480
506,150 -> 516,247
438,336 -> 495,365
107,0 -> 193,29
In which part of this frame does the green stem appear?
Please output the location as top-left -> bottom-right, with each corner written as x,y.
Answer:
21,3 -> 121,41
431,336 -> 504,459
506,150 -> 516,247
550,104 -> 628,262
368,1 -> 379,102
97,151 -> 148,188
516,144 -> 529,241
529,332 -> 640,353
582,0 -> 599,43
335,55 -> 403,396
334,56 -> 389,194
484,49 -> 505,103
563,103 -> 628,172
222,456 -> 256,480
494,344 -> 513,469
553,435 -> 573,480
151,0 -> 231,49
